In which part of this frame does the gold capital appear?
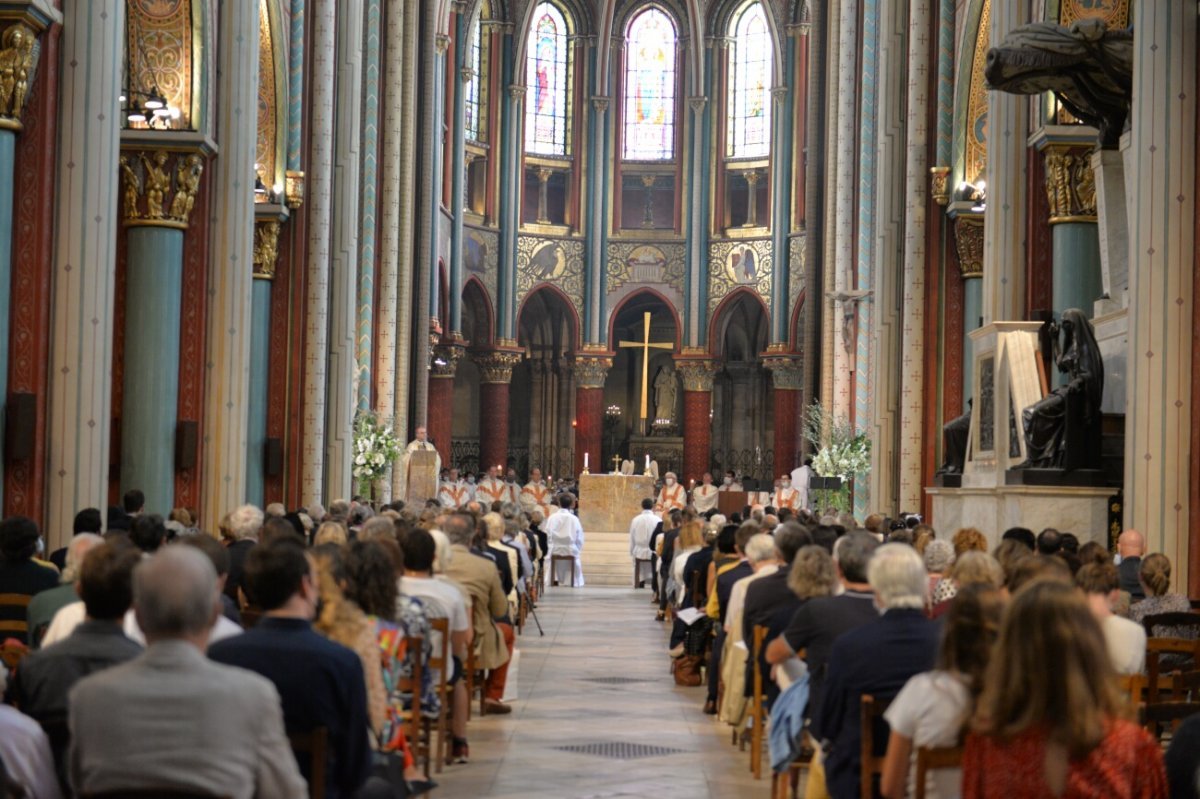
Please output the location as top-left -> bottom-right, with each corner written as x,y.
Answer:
929,166 -> 951,206
120,148 -> 206,229
675,358 -> 718,392
954,214 -> 985,278
1044,145 -> 1097,225
475,349 -> 524,384
574,355 -> 613,389
0,23 -> 38,130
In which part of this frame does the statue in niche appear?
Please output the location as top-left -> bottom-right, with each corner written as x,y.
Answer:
937,399 -> 972,475
1017,309 -> 1104,470
653,363 -> 678,423
985,19 -> 1133,148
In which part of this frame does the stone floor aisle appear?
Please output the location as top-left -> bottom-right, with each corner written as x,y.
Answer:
435,586 -> 772,798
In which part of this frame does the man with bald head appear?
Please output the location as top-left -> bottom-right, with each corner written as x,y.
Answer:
1117,529 -> 1146,601
68,547 -> 304,798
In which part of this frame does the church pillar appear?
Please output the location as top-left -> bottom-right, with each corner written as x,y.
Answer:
769,78 -> 795,343
324,0 -> 365,502
428,344 -> 463,467
586,96 -> 609,344
765,356 -> 803,481
476,348 -> 523,472
981,0 -> 1028,324
1125,2 -> 1196,589
676,358 -> 717,484
498,76 -> 523,343
448,6 -> 467,338
951,211 -> 984,412
573,354 -> 612,477
247,216 -> 285,507
47,0 -> 122,539
1031,134 -> 1101,319
830,0 -> 859,423
356,0 -> 382,412
684,97 -> 707,347
301,0 -> 336,504
117,147 -> 206,515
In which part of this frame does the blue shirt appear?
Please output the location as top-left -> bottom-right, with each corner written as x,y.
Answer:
208,617 -> 371,799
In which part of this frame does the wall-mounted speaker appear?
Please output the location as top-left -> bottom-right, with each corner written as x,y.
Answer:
265,438 -> 283,477
176,420 -> 199,470
5,392 -> 36,462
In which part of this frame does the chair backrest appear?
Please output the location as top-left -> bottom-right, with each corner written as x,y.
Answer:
288,726 -> 329,799
398,635 -> 425,742
860,694 -> 894,799
1146,637 -> 1200,699
0,592 -> 32,637
914,745 -> 963,799
1138,700 -> 1200,741
689,569 -> 705,609
1141,611 -> 1200,638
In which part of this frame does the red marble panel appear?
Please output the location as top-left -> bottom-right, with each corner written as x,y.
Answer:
1025,147 -> 1053,318
574,386 -> 603,477
429,376 -> 456,467
773,387 -> 799,480
682,390 -> 712,484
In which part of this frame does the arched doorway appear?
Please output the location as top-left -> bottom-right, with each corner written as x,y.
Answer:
515,286 -> 579,479
607,291 -> 681,475
711,290 -> 773,488
450,280 -> 494,475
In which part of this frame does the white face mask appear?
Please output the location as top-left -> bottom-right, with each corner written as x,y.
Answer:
723,477 -> 732,486
781,481 -> 790,488
467,476 -> 476,484
665,478 -> 675,486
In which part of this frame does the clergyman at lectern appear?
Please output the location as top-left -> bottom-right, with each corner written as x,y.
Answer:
398,425 -> 442,504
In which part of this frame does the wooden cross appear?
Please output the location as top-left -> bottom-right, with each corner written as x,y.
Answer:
618,311 -> 674,424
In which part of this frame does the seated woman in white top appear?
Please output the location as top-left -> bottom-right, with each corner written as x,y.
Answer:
881,584 -> 1006,799
670,520 -> 705,607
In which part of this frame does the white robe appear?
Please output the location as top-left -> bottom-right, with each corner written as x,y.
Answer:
397,439 -> 441,503
475,477 -> 508,506
692,484 -> 719,513
656,482 -> 687,513
773,486 -> 800,511
628,509 -> 658,561
519,481 -> 555,519
790,465 -> 812,509
438,480 -> 473,509
544,509 -> 585,586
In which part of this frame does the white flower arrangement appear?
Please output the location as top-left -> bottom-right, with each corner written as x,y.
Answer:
804,400 -> 871,512
352,412 -> 401,490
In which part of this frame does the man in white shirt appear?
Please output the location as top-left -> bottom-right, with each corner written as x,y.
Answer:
790,459 -> 813,510
519,468 -> 555,519
691,472 -> 719,514
475,465 -> 508,507
1077,561 -> 1145,675
438,468 -> 474,509
544,494 -> 585,586
628,499 -> 659,587
719,470 -> 743,492
655,472 -> 687,513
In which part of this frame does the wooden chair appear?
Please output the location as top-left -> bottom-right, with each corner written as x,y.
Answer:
860,694 -> 893,799
288,727 -> 329,799
749,625 -> 769,779
422,618 -> 452,777
914,745 -> 963,799
0,592 -> 32,639
1146,638 -> 1200,701
1141,611 -> 1200,639
634,558 -> 653,588
550,554 -> 577,586
396,634 -> 425,753
1139,699 -> 1200,740
465,645 -> 477,722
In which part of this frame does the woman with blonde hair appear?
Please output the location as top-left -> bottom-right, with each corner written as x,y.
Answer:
1130,552 -> 1192,628
313,520 -> 348,547
961,580 -> 1166,797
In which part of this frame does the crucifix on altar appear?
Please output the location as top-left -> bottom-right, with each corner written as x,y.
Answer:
618,311 -> 675,436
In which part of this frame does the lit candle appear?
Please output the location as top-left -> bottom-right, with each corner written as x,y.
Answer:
645,454 -> 650,470
584,452 -> 589,469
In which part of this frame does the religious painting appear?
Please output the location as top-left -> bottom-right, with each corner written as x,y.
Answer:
527,242 -> 566,280
708,239 -> 772,315
623,8 -> 677,161
127,0 -> 196,129
627,245 -> 666,280
516,235 -> 584,309
727,245 -> 759,284
1060,0 -> 1128,27
525,3 -> 570,156
466,230 -> 489,274
605,242 -> 686,299
963,0 -> 991,185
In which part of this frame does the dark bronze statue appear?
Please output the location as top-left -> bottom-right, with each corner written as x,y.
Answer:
937,400 -> 971,475
986,19 -> 1133,148
1018,309 -> 1104,469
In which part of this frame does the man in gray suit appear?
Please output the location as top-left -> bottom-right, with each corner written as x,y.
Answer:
68,545 -> 306,798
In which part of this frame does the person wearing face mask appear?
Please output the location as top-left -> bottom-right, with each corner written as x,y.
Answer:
438,468 -> 474,509
655,472 -> 687,514
719,470 -> 743,492
692,472 -> 719,514
503,468 -> 522,505
773,474 -> 800,511
475,466 -> 508,506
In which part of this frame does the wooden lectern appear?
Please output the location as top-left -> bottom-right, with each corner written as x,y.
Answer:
406,450 -> 439,506
717,491 -> 748,517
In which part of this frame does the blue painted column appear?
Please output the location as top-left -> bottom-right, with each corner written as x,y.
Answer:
769,41 -> 796,345
584,88 -> 609,344
448,10 -> 467,338
497,38 -> 520,342
429,35 -> 448,326
1052,222 -> 1102,316
120,218 -> 185,514
0,130 -> 15,504
245,277 -> 272,507
962,275 -> 982,409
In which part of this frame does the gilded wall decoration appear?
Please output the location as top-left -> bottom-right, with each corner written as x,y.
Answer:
1044,147 -> 1097,223
964,0 -> 991,185
256,0 -> 278,186
788,234 -> 806,311
127,0 -> 196,129
119,149 -> 205,229
1060,0 -> 1128,28
516,235 -> 584,309
0,24 -> 38,128
465,225 -> 500,304
707,238 -> 772,316
605,242 -> 685,294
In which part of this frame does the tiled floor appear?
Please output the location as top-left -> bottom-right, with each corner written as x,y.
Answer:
434,586 -> 780,798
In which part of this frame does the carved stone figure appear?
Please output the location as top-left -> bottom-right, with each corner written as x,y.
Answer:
0,24 -> 35,120
141,151 -> 171,219
170,154 -> 204,221
119,155 -> 141,221
985,19 -> 1133,148
1018,309 -> 1105,469
653,363 -> 678,423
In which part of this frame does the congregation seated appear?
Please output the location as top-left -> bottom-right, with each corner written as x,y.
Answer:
25,531 -> 103,648
0,662 -> 61,798
1076,562 -> 1146,675
0,517 -> 60,644
1129,552 -> 1193,629
69,546 -> 307,797
45,508 -> 101,575
741,523 -> 813,703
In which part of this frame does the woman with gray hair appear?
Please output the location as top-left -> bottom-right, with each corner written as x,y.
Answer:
719,533 -> 782,725
923,539 -> 956,601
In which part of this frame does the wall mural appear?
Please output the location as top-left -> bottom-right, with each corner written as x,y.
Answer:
127,0 -> 196,129
708,238 -> 772,315
963,0 -> 990,185
465,225 -> 500,305
788,233 -> 805,310
256,0 -> 278,186
516,235 -> 584,309
1060,0 -> 1128,27
605,241 -> 685,294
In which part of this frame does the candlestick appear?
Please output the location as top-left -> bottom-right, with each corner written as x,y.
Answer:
584,452 -> 589,469
645,454 -> 650,469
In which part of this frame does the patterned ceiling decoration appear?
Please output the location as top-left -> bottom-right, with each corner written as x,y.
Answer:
256,0 -> 278,186
127,0 -> 197,129
516,235 -> 585,310
963,0 -> 990,185
708,238 -> 772,316
1059,0 -> 1128,28
605,241 -> 685,295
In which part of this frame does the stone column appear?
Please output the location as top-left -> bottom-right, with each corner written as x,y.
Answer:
585,96 -> 609,343
118,146 -> 208,515
46,0 -> 122,543
428,343 -> 463,467
498,83 -> 525,341
476,347 -> 522,472
1124,2 -> 1195,585
830,0 -> 859,422
769,79 -> 795,343
981,0 -> 1028,324
685,96 -> 708,347
301,0 -> 335,504
246,214 -> 285,506
200,0 -> 260,523
951,209 -> 984,409
356,0 -> 382,411
448,6 -> 467,337
1034,135 -> 1101,318
676,357 -> 718,484
765,355 -> 803,481
573,353 -> 612,477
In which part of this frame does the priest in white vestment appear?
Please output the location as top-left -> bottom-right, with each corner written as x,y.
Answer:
544,494 -> 585,586
655,472 -> 687,513
438,468 -> 473,509
475,466 -> 508,506
397,425 -> 441,503
503,467 -> 522,505
719,470 -> 743,492
691,472 -> 719,514
773,475 -> 801,511
519,468 -> 556,519
790,459 -> 813,510
628,498 -> 658,584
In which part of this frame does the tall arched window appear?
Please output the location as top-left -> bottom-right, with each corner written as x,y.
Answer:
622,7 -> 677,161
727,2 -> 771,159
525,2 -> 572,156
465,13 -> 489,143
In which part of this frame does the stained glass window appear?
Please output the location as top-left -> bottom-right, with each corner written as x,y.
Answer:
622,8 -> 678,161
525,3 -> 571,156
727,2 -> 772,159
465,17 -> 488,142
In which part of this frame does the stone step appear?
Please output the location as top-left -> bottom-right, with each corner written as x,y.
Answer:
540,528 -> 649,587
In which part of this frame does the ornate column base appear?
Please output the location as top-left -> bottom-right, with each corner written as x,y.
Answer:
677,357 -> 718,484
475,347 -> 522,473
573,353 -> 612,477
765,355 -> 804,481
